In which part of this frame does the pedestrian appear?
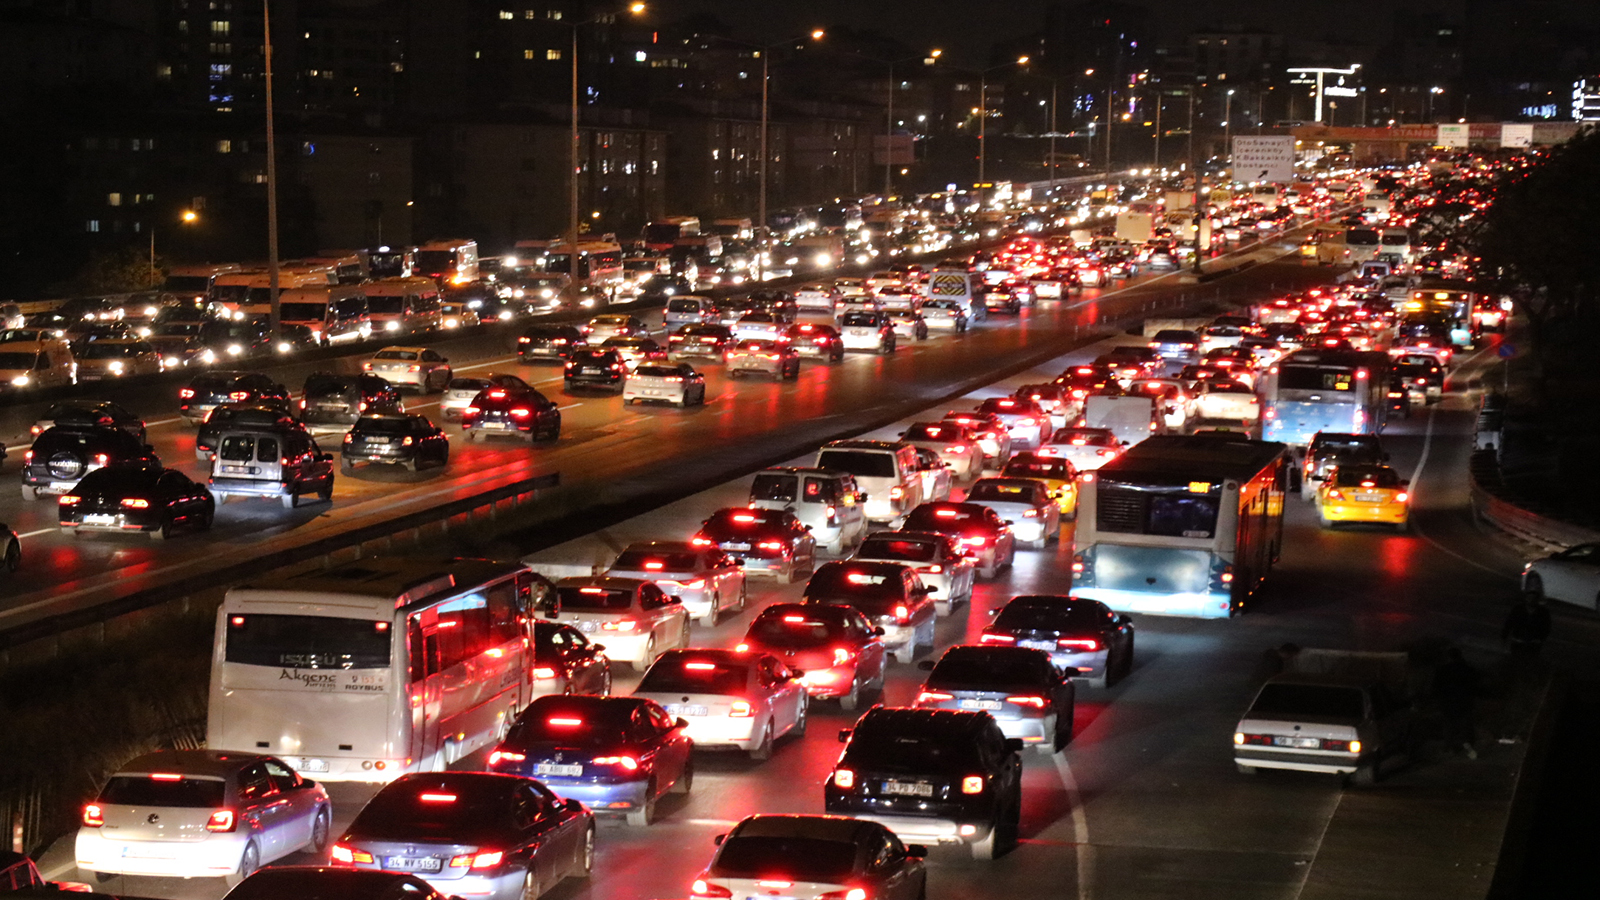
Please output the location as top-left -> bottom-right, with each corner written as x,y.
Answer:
1501,592 -> 1552,659
1434,647 -> 1480,759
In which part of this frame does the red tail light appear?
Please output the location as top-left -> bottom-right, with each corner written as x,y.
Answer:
592,755 -> 640,770
1057,637 -> 1101,651
449,850 -> 504,869
961,775 -> 985,794
488,750 -> 527,765
531,667 -> 557,679
832,768 -> 856,789
888,485 -> 905,500
229,391 -> 249,401
692,880 -> 734,899
82,804 -> 104,827
600,619 -> 638,632
120,498 -> 150,509
894,604 -> 911,623
728,701 -> 754,717
510,407 -> 532,418
178,388 -> 195,399
59,495 -> 81,506
205,809 -> 237,832
916,691 -> 953,704
758,540 -> 785,551
980,633 -> 1015,644
1006,695 -> 1048,709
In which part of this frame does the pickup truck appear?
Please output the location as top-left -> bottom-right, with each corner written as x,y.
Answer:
1233,649 -> 1415,785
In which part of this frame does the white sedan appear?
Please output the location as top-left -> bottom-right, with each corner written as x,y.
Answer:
606,540 -> 746,624
363,346 -> 453,393
1523,544 -> 1600,610
633,649 -> 807,760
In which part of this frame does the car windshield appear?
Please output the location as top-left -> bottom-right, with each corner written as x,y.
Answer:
1250,683 -> 1366,719
994,600 -> 1105,631
375,349 -> 419,361
612,550 -> 698,571
224,614 -> 392,669
0,352 -> 37,368
857,538 -> 937,563
636,658 -> 748,695
805,566 -> 904,605
902,423 -> 959,442
355,417 -> 418,435
634,365 -> 681,378
714,836 -> 858,882
750,473 -> 798,502
508,701 -> 631,744
77,343 -> 144,359
966,482 -> 1038,504
100,776 -> 226,808
840,313 -> 879,327
1051,429 -> 1116,446
845,723 -> 980,770
1004,457 -> 1069,479
448,378 -> 492,392
903,506 -> 984,530
816,449 -> 894,478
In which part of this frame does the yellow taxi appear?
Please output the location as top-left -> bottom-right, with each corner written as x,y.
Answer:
1000,451 -> 1079,518
1315,464 -> 1410,531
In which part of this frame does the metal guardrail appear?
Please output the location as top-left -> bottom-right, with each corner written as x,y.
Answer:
0,472 -> 560,658
1468,450 -> 1600,551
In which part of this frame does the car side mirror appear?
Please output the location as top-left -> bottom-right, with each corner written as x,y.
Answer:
1003,519 -> 1015,526
837,728 -> 853,743
1058,667 -> 1083,680
857,492 -> 868,503
143,444 -> 157,454
789,669 -> 806,680
591,643 -> 606,652
440,357 -> 449,363
905,844 -> 929,859
713,833 -> 726,846
300,778 -> 317,789
1401,479 -> 1410,486
1004,738 -> 1025,754
676,717 -> 690,730
317,453 -> 334,463
916,660 -> 936,671
871,626 -> 885,636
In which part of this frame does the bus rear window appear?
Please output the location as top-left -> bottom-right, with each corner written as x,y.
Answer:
1277,366 -> 1356,392
225,614 -> 393,669
1096,481 -> 1221,538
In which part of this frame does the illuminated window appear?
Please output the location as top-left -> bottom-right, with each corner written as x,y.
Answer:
211,20 -> 229,36
524,49 -> 536,59
216,139 -> 232,153
107,193 -> 122,207
85,220 -> 100,232
635,50 -> 646,62
525,9 -> 535,18
499,10 -> 514,19
547,9 -> 563,19
546,48 -> 561,60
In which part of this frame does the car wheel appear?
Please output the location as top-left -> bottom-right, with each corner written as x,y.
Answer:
749,720 -> 775,761
624,781 -> 657,827
405,458 -> 419,471
600,667 -> 613,697
672,757 -> 694,794
340,459 -> 353,473
282,492 -> 298,510
791,695 -> 809,737
152,517 -> 175,541
19,485 -> 37,501
737,583 -> 747,611
226,842 -> 260,888
840,676 -> 861,711
310,807 -> 330,853
778,561 -> 795,585
3,538 -> 19,573
518,868 -> 541,900
318,481 -> 334,502
632,636 -> 656,674
970,826 -> 999,860
979,561 -> 998,579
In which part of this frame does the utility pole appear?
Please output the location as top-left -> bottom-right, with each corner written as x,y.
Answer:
569,23 -> 581,299
884,60 -> 895,196
1153,88 -> 1161,166
1048,78 -> 1058,194
263,0 -> 281,339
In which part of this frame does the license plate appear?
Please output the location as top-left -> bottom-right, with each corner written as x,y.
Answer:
482,422 -> 509,430
578,621 -> 596,632
667,704 -> 709,717
50,482 -> 75,492
83,514 -> 118,526
223,466 -> 249,474
385,857 -> 442,872
1273,736 -> 1321,749
882,780 -> 934,797
1019,640 -> 1055,651
1354,493 -> 1384,502
534,763 -> 583,777
724,542 -> 751,551
959,699 -> 1003,711
295,758 -> 329,773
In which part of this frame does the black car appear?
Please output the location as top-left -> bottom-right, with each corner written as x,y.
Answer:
692,507 -> 817,585
300,372 -> 405,431
638,274 -> 696,302
462,383 -> 561,442
518,324 -> 585,363
0,524 -> 18,573
802,561 -> 939,661
58,465 -> 215,540
193,319 -> 273,364
331,772 -> 594,900
980,595 -> 1134,688
180,371 -> 291,423
342,413 -> 450,472
825,707 -> 1024,860
530,621 -> 612,697
21,424 -> 159,501
787,322 -> 846,361
564,348 -> 627,393
667,324 -> 735,361
913,645 -> 1075,754
226,867 -> 455,900
31,400 -> 147,442
198,405 -> 305,461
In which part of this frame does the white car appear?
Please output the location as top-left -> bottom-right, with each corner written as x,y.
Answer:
76,750 -> 330,883
633,649 -> 807,759
363,346 -> 453,393
584,314 -> 647,345
963,477 -> 1062,549
439,376 -> 492,421
1522,543 -> 1600,610
1039,426 -> 1124,471
732,312 -> 788,342
550,576 -> 692,672
607,541 -> 747,624
1191,379 -> 1261,423
623,362 -> 707,407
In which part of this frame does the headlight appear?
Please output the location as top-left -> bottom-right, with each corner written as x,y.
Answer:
444,318 -> 459,328
11,375 -> 29,386
498,310 -> 514,320
227,344 -> 243,356
385,320 -> 401,331
109,361 -> 125,374
814,253 -> 832,267
164,356 -> 180,368
540,289 -> 554,299
663,288 -> 675,296
143,306 -> 159,317
200,349 -> 217,363
276,341 -> 293,353
512,289 -> 525,298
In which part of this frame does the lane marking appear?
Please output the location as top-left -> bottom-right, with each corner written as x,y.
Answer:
1052,753 -> 1093,900
557,403 -> 585,410
18,528 -> 56,539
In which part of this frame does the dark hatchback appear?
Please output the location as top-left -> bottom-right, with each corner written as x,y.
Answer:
22,424 -> 159,500
913,645 -> 1075,755
179,371 -> 291,423
691,508 -> 816,584
981,595 -> 1134,688
31,400 -> 147,442
486,695 -> 692,827
518,324 -> 585,363
300,372 -> 404,432
59,465 -> 214,539
342,413 -> 450,472
197,405 -> 305,462
787,322 -> 846,361
462,384 -> 561,442
563,348 -> 627,392
331,772 -> 593,900
825,707 -> 1023,860
667,323 -> 736,360
530,620 -> 612,698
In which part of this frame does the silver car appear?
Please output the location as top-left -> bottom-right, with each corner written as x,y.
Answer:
364,346 -> 453,393
440,376 -> 493,421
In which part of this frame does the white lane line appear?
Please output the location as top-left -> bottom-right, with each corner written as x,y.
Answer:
1052,753 -> 1093,900
18,528 -> 56,539
557,403 -> 585,410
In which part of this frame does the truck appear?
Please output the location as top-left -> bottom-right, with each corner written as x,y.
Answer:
1233,648 -> 1416,785
1115,211 -> 1155,244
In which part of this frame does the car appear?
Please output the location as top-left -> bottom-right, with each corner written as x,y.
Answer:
1038,425 -> 1123,471
606,540 -> 747,624
852,530 -> 975,615
583,313 -> 647,344
601,335 -> 670,372
814,440 -> 924,525
1191,379 -> 1260,424
486,695 -> 690,826
885,309 -> 929,342
737,602 -> 888,710
32,400 -> 147,442
193,319 -> 274,364
225,867 -> 455,900
939,411 -> 1012,470
624,362 -> 707,407
786,321 -> 846,361
980,285 -> 1021,315
898,421 -> 982,481
341,413 -> 450,472
1522,544 -> 1600,610
921,298 -> 970,332
330,772 -> 593,900
564,348 -> 628,392
667,323 -> 736,361
529,620 -> 613,699
21,424 -> 159,500
1393,354 -> 1445,404
911,447 -> 953,502
1054,363 -> 1117,402
713,298 -> 753,328
838,311 -> 896,354
1013,382 -> 1076,428
726,339 -> 801,380
1128,377 -> 1197,430
208,421 -> 336,509
439,376 -> 493,421
518,324 -> 586,363
975,396 -> 1049,450
67,319 -> 134,348
1095,345 -> 1162,384
689,815 -> 928,900
981,595 -> 1134,688
1301,432 -> 1387,497
1314,463 -> 1410,530
362,346 -> 453,393
999,452 -> 1079,517
462,381 -> 561,442
76,750 -> 332,884
747,466 -> 868,557
825,708 -> 1022,859
732,311 -> 789,342
0,523 -> 17,572
59,464 -> 215,539
633,649 -> 808,760
664,295 -> 719,328
439,300 -> 480,329
550,576 -> 691,672
179,371 -> 292,424
300,372 -> 405,433
198,404 -> 303,462
73,338 -> 162,380
913,645 -> 1075,755
802,561 -> 938,661
963,477 -> 1061,549
1149,329 -> 1201,367
900,502 -> 1016,578
692,507 -> 817,584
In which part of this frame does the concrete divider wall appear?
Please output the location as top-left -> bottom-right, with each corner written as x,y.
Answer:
1468,450 -> 1600,551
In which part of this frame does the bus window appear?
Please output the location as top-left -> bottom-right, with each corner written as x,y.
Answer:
408,616 -> 427,682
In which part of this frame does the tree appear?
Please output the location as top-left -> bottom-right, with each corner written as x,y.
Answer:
54,246 -> 162,297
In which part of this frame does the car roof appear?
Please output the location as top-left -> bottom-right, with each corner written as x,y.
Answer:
620,540 -> 698,554
731,814 -> 879,842
376,345 -> 428,354
856,706 -> 993,737
111,749 -> 265,779
822,440 -> 907,452
758,466 -> 844,478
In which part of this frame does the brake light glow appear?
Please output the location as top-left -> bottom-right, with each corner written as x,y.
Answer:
59,495 -> 81,506
547,717 -> 584,727
961,775 -> 985,794
684,662 -> 718,670
205,809 -> 237,832
729,701 -> 754,717
732,513 -> 757,523
419,792 -> 458,803
935,509 -> 959,517
692,880 -> 733,899
82,804 -> 104,827
330,844 -> 373,864
488,750 -> 527,765
532,667 -> 556,679
915,691 -> 953,704
1058,637 -> 1101,651
120,498 -> 150,509
449,851 -> 504,869
178,388 -> 195,399
644,561 -> 665,570
593,755 -> 640,769
510,407 -> 531,418
832,768 -> 856,789
601,619 -> 638,632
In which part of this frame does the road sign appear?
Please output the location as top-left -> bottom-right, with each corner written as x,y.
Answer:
929,273 -> 968,297
1498,343 -> 1515,359
1230,136 -> 1295,183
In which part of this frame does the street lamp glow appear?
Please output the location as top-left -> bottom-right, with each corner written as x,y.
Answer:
1016,56 -> 1030,65
180,210 -> 198,223
811,29 -> 825,40
629,3 -> 645,13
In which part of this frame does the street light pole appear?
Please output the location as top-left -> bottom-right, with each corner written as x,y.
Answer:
1104,76 -> 1113,173
758,48 -> 769,280
1223,88 -> 1235,171
569,22 -> 580,298
976,56 -> 1029,208
1153,88 -> 1161,166
263,0 -> 281,339
884,60 -> 894,196
1048,78 -> 1058,194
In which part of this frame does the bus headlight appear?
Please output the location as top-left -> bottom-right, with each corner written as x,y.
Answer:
385,320 -> 401,331
814,253 -> 832,267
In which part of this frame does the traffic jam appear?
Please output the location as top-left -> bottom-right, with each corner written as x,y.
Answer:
9,160 -> 1516,900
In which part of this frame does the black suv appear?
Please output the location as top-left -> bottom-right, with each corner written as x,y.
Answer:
564,348 -> 627,392
179,371 -> 291,423
826,707 -> 1024,860
299,372 -> 404,432
22,424 -> 159,500
32,401 -> 147,443
517,324 -> 585,363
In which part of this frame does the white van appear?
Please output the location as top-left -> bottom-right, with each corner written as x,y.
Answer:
362,277 -> 442,336
749,467 -> 867,556
0,334 -> 77,391
814,440 -> 923,524
161,264 -> 242,305
273,285 -> 371,345
1083,394 -> 1163,447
